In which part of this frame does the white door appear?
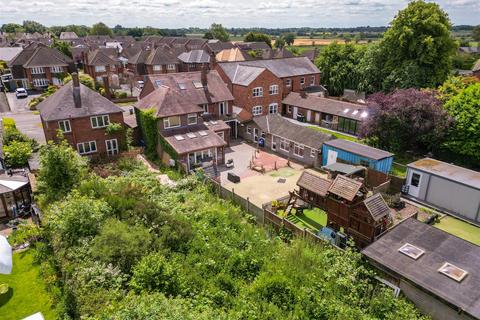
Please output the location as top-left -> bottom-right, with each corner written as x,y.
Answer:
253,128 -> 259,142
315,112 -> 320,124
105,139 -> 119,155
307,110 -> 312,122
327,150 -> 337,165
293,107 -> 298,120
407,170 -> 422,198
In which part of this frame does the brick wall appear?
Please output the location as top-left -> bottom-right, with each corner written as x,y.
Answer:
282,73 -> 320,96
42,112 -> 125,156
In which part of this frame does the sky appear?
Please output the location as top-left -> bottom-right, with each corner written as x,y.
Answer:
0,0 -> 478,28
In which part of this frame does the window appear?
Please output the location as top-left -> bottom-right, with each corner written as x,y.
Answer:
246,126 -> 252,134
271,137 -> 277,151
252,105 -> 263,116
285,79 -> 291,87
311,149 -> 316,158
269,103 -> 278,114
218,101 -> 227,115
33,78 -> 48,87
58,120 -> 71,133
77,141 -> 97,155
105,139 -> 119,155
310,76 -> 315,86
280,139 -> 289,152
411,173 -> 421,187
189,63 -> 196,69
91,115 -> 110,128
252,87 -> 263,97
294,144 -> 304,157
52,77 -> 63,85
163,116 -> 181,129
50,66 -> 63,73
167,64 -> 176,71
269,84 -> 279,95
96,76 -> 103,83
193,80 -> 203,88
287,105 -> 292,113
398,243 -> 424,260
95,65 -> 106,72
178,83 -> 186,90
187,113 -> 197,125
153,65 -> 162,71
438,262 -> 468,282
202,104 -> 209,114
300,77 -> 305,85
31,67 -> 44,74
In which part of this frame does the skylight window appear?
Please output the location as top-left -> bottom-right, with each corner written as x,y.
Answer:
360,111 -> 368,118
198,131 -> 208,136
186,132 -> 196,139
210,121 -> 218,125
178,83 -> 186,90
398,243 -> 424,260
352,110 -> 359,115
438,262 -> 468,282
174,135 -> 184,141
343,108 -> 349,114
192,80 -> 203,88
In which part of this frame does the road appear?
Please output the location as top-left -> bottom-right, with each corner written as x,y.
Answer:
0,92 -> 9,113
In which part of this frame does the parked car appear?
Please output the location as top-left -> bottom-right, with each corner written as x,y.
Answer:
137,80 -> 144,89
15,88 -> 28,98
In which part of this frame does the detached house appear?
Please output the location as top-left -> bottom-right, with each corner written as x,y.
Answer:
37,73 -> 125,157
8,43 -> 76,89
83,48 -> 121,84
145,46 -> 180,74
177,50 -> 210,72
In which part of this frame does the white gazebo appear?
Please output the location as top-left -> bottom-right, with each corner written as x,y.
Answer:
0,235 -> 12,274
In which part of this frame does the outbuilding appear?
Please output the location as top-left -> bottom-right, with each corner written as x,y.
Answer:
322,139 -> 394,174
404,158 -> 480,224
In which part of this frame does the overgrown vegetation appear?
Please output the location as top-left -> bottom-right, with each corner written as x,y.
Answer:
2,118 -> 37,168
22,142 -> 430,319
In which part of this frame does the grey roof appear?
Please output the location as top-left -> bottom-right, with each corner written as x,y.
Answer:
163,123 -> 227,155
235,42 -> 271,51
217,56 -> 319,79
8,43 -> 73,68
0,47 -> 23,62
363,193 -> 391,221
145,46 -> 179,65
204,41 -> 235,54
407,158 -> 480,190
324,139 -> 394,161
0,173 -> 29,194
59,32 -> 78,39
362,218 -> 480,319
252,114 -> 332,150
227,64 -> 267,86
86,49 -> 118,66
283,92 -> 368,121
177,50 -> 210,64
322,162 -> 364,176
37,82 -> 123,121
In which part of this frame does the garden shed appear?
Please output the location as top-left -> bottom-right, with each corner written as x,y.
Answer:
322,139 -> 394,174
405,158 -> 480,224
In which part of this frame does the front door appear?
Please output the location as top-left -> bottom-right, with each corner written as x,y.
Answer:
253,128 -> 259,142
407,170 -> 422,198
293,107 -> 298,120
105,139 -> 119,155
327,150 -> 337,165
315,112 -> 320,124
307,110 -> 312,122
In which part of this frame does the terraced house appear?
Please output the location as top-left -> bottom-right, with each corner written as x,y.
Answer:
7,43 -> 76,89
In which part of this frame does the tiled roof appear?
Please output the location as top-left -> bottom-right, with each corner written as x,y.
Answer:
363,193 -> 391,221
87,49 -> 118,66
177,50 -> 210,63
204,41 -> 235,54
215,48 -> 249,62
145,46 -> 179,65
252,114 -> 332,150
283,92 -> 368,121
8,43 -> 73,68
328,175 -> 363,201
163,123 -> 227,155
297,171 -> 332,196
0,47 -> 22,62
324,139 -> 394,161
128,49 -> 150,64
235,42 -> 271,51
37,82 -> 123,121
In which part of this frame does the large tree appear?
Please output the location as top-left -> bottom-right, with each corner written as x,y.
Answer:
360,89 -> 452,154
1,23 -> 23,33
283,33 -> 296,46
472,25 -> 480,42
208,23 -> 229,42
50,39 -> 72,58
315,42 -> 365,96
90,22 -> 113,36
22,20 -> 46,34
379,0 -> 457,91
244,32 -> 272,48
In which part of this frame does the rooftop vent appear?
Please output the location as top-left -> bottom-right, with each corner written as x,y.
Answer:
438,262 -> 468,282
192,80 -> 203,89
198,131 -> 208,136
178,83 -> 186,90
398,243 -> 424,260
186,132 -> 196,139
174,135 -> 184,141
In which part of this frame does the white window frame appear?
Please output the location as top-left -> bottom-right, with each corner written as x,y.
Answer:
95,65 -> 106,72
252,105 -> 263,116
167,64 -> 176,71
269,84 -> 279,95
287,105 -> 292,113
202,104 -> 209,114
218,101 -> 227,115
31,67 -> 45,74
269,103 -> 278,114
246,126 -> 252,135
153,65 -> 162,71
187,113 -> 197,125
91,115 -> 110,129
252,87 -> 263,97
271,136 -> 277,151
310,75 -> 315,86
50,65 -> 63,73
33,78 -> 48,87
58,120 -> 71,133
188,63 -> 196,69
77,141 -> 97,155
300,77 -> 305,85
294,143 -> 304,158
285,78 -> 291,87
163,116 -> 181,129
280,138 -> 289,152
105,138 -> 119,156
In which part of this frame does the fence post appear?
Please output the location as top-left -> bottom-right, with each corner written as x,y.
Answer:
232,187 -> 235,202
247,197 -> 250,213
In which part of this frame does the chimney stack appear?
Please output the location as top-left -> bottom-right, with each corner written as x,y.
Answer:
72,72 -> 81,108
201,65 -> 208,87
300,90 -> 307,99
102,76 -> 112,100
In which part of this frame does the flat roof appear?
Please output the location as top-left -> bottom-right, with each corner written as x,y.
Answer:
408,158 -> 480,190
362,218 -> 480,319
324,139 -> 394,161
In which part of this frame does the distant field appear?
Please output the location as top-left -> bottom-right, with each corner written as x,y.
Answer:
293,38 -> 371,46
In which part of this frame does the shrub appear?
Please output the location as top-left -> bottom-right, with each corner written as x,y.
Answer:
2,117 -> 16,129
105,122 -> 124,135
3,140 -> 32,167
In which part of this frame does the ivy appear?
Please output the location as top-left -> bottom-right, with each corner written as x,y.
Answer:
105,122 -> 124,135
135,108 -> 159,159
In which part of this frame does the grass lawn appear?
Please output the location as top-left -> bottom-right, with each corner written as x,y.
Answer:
269,167 -> 297,178
0,250 -> 57,320
307,126 -> 359,142
434,216 -> 480,246
286,208 -> 327,232
116,102 -> 135,107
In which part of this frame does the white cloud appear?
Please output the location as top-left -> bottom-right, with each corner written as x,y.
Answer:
0,0 -> 477,27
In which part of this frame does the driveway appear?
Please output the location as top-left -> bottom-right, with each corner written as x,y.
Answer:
6,92 -> 41,113
2,112 -> 45,144
0,92 -> 9,113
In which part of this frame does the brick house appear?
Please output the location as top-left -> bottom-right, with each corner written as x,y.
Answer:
216,57 -> 320,120
145,46 -> 180,75
37,73 -> 125,157
282,92 -> 369,136
7,43 -> 76,89
135,85 -> 228,171
139,69 -> 235,140
177,50 -> 210,72
83,48 -> 122,84
239,113 -> 332,167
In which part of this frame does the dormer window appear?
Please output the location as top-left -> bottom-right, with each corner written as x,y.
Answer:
153,65 -> 162,71
187,113 -> 197,125
163,116 -> 181,129
95,65 -> 106,72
